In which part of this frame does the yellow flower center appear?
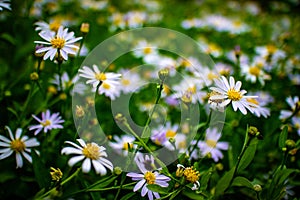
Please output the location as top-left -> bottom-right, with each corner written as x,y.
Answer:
41,120 -> 51,127
247,98 -> 259,106
49,21 -> 61,32
187,85 -> 197,94
102,82 -> 111,89
206,139 -> 217,148
95,73 -> 107,81
122,142 -> 133,150
233,20 -> 242,28
183,167 -> 200,183
144,171 -> 156,184
143,47 -> 152,54
166,130 -> 176,138
207,72 -> 218,80
51,37 -> 66,49
82,143 -> 100,160
178,141 -> 186,149
122,79 -> 130,86
249,66 -> 261,76
267,45 -> 276,54
227,89 -> 242,101
10,139 -> 26,153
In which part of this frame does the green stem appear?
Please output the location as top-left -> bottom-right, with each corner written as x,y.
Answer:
18,82 -> 36,127
86,182 -> 136,192
280,150 -> 288,170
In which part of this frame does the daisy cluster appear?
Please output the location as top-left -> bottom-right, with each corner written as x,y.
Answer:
1,0 -> 300,200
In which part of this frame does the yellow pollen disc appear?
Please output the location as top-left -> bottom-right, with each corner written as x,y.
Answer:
187,85 -> 197,94
49,21 -> 61,32
183,167 -> 200,183
122,79 -> 130,86
166,130 -> 176,138
143,47 -> 152,54
247,98 -> 259,105
178,141 -> 186,149
206,139 -> 217,148
233,20 -> 242,27
10,139 -> 26,153
227,89 -> 242,101
123,142 -> 133,150
144,171 -> 156,184
267,45 -> 276,54
82,143 -> 100,160
207,72 -> 218,80
51,37 -> 66,49
41,120 -> 51,127
208,44 -> 219,52
249,66 -> 261,76
95,73 -> 107,81
102,82 -> 111,89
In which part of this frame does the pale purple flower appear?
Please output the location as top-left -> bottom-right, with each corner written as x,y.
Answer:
29,110 -> 64,135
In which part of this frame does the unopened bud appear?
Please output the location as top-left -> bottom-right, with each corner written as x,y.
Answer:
113,167 -> 122,175
285,139 -> 295,149
115,113 -> 127,124
215,163 -> 223,171
75,105 -> 85,118
48,85 -> 57,95
30,72 -> 39,81
80,23 -> 90,34
253,184 -> 262,192
158,68 -> 169,82
248,126 -> 259,137
50,167 -> 63,181
59,93 -> 67,100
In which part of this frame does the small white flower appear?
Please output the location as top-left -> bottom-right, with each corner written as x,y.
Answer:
78,64 -> 122,100
61,139 -> 113,175
109,135 -> 136,156
29,110 -> 64,135
0,126 -> 39,168
279,96 -> 299,120
118,69 -> 145,94
209,76 -> 258,115
34,26 -> 82,61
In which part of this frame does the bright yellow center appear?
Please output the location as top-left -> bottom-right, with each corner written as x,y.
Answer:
50,167 -> 63,181
247,98 -> 259,105
102,82 -> 111,89
178,141 -> 186,149
122,79 -> 130,86
10,139 -> 26,153
206,139 -> 217,148
143,47 -> 152,54
183,167 -> 200,183
82,143 -> 100,160
51,37 -> 65,49
49,21 -> 61,32
233,20 -> 242,28
123,142 -> 133,150
249,66 -> 261,76
267,45 -> 276,54
207,72 -> 218,80
41,120 -> 51,127
166,130 -> 176,138
187,85 -> 197,94
207,44 -> 219,52
144,171 -> 156,184
95,73 -> 107,81
227,89 -> 242,101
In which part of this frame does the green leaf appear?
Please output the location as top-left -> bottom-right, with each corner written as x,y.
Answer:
215,167 -> 235,197
200,168 -> 212,190
279,126 -> 288,149
88,175 -> 118,189
237,138 -> 258,172
120,192 -> 136,200
182,190 -> 205,200
7,107 -> 19,119
31,150 -> 50,189
231,176 -> 253,189
146,184 -> 169,194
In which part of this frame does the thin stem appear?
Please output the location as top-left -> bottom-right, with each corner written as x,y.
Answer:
18,82 -> 36,127
280,150 -> 288,170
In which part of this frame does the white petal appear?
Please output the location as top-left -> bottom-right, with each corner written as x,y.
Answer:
0,149 -> 13,159
22,151 -> 32,163
68,155 -> 85,166
92,160 -> 107,175
141,184 -> 148,197
133,179 -> 146,192
82,158 -> 91,173
15,153 -> 23,168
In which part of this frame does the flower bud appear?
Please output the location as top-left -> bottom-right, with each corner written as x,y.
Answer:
75,105 -> 85,118
115,113 -> 127,124
158,68 -> 169,82
30,72 -> 39,81
50,167 -> 63,181
113,167 -> 122,175
80,23 -> 90,34
285,139 -> 295,149
253,184 -> 262,192
248,126 -> 259,137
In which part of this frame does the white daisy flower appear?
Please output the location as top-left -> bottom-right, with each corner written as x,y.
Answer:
108,134 -> 136,156
78,64 -> 122,100
0,0 -> 11,11
34,26 -> 82,61
209,76 -> 258,115
0,126 -> 39,168
279,96 -> 300,120
194,128 -> 229,162
132,40 -> 158,58
127,154 -> 171,200
118,69 -> 145,94
241,61 -> 271,85
29,110 -> 64,135
61,139 -> 113,175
